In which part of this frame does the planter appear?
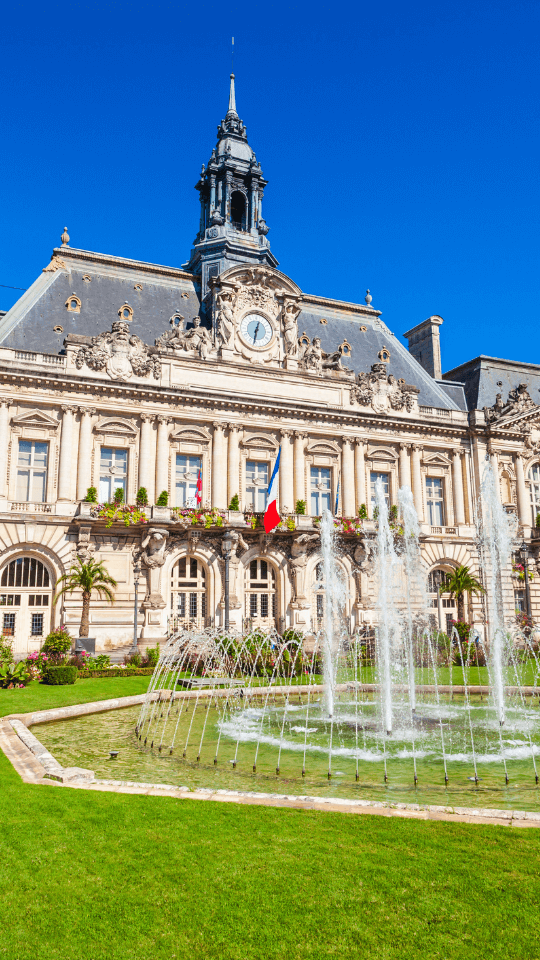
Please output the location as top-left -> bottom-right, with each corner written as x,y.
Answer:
152,506 -> 171,521
74,636 -> 96,655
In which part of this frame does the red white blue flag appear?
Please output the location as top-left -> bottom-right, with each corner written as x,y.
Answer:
264,448 -> 281,533
196,468 -> 202,506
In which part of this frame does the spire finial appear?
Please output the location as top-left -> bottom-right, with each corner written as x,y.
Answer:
61,226 -> 70,246
228,72 -> 237,115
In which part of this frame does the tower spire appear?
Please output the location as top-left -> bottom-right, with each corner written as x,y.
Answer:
227,73 -> 237,117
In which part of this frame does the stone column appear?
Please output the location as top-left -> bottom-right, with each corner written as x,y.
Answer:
354,440 -> 366,513
280,429 -> 294,514
452,449 -> 466,525
155,416 -> 171,501
76,407 -> 96,501
515,453 -> 530,527
209,175 -> 216,211
212,422 -> 227,509
411,444 -> 424,521
250,183 -> 257,229
399,443 -> 411,490
225,172 -> 232,222
0,400 -> 10,499
227,424 -> 241,507
342,437 -> 355,516
293,431 -> 306,509
489,445 -> 500,502
58,405 -> 77,501
138,414 -> 156,504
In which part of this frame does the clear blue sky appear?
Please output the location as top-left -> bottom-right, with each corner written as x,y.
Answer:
1,0 -> 539,374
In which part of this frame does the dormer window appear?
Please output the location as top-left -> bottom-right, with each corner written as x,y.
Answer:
231,191 -> 247,230
118,303 -> 133,321
65,295 -> 81,313
378,347 -> 391,363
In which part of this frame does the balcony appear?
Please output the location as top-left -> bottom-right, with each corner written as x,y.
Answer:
10,502 -> 53,514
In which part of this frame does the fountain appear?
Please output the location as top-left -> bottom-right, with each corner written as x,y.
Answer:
129,475 -> 540,806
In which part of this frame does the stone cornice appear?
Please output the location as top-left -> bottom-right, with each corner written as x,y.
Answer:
52,247 -> 197,283
300,291 -> 382,318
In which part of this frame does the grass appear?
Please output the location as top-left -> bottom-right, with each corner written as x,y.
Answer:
1,743 -> 540,960
1,678 -> 540,958
0,676 -> 152,717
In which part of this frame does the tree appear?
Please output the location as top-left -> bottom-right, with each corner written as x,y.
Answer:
440,565 -> 485,621
54,558 -> 117,638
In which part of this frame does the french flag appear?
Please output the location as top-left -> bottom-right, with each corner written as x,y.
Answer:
264,448 -> 281,533
196,468 -> 202,506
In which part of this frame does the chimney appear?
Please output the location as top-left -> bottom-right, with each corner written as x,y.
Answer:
403,315 -> 444,380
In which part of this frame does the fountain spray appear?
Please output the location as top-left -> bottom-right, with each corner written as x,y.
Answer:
319,509 -> 347,717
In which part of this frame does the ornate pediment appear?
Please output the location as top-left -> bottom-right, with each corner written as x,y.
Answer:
423,453 -> 451,466
242,433 -> 278,450
368,446 -> 397,461
94,417 -> 137,437
351,362 -> 419,415
306,440 -> 340,455
11,409 -> 59,429
484,382 -> 537,427
169,426 -> 211,443
75,321 -> 161,382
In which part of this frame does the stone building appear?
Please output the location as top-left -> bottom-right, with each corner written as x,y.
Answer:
0,74 -> 538,658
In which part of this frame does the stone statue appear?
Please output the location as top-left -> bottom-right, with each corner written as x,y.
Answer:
484,383 -> 536,424
155,316 -> 187,351
299,337 -> 343,375
220,530 -> 249,610
282,300 -> 300,358
182,317 -> 213,360
215,290 -> 236,348
289,533 -> 319,605
141,528 -> 169,610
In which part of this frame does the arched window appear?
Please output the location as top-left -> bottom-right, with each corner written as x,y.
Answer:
231,191 -> 247,230
311,560 -> 347,631
528,464 -> 540,525
245,558 -> 276,627
169,557 -> 208,631
0,556 -> 54,655
427,567 -> 457,633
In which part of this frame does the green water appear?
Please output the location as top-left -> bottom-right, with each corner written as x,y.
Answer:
34,691 -> 540,813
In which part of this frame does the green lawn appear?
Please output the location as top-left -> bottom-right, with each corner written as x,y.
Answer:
1,680 -> 540,958
0,676 -> 153,717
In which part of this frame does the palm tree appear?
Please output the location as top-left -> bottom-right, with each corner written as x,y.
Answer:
54,558 -> 117,637
440,564 -> 485,621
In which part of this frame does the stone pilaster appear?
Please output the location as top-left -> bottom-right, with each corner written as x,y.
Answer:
341,437 -> 355,516
399,443 -> 411,490
58,405 -> 78,501
139,414 -> 156,504
155,416 -> 171,501
227,423 -> 241,507
354,440 -> 366,513
0,400 -> 11,499
411,444 -> 424,521
280,429 -> 294,514
515,453 -> 530,527
76,407 -> 96,501
212,422 -> 227,509
452,449 -> 466,525
293,431 -> 306,510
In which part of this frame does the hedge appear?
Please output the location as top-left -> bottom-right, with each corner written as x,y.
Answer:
43,665 -> 78,686
77,668 -> 155,678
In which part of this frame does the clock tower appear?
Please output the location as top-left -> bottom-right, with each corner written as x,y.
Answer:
185,73 -> 278,298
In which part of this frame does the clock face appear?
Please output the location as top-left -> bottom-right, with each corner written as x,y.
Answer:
239,313 -> 273,348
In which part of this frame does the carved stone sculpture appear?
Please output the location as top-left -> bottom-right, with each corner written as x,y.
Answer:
282,300 -> 300,357
155,316 -> 186,351
75,321 -> 161,382
182,318 -> 213,360
484,383 -> 536,424
299,336 -> 352,377
220,530 -> 248,610
289,533 -> 319,607
141,527 -> 169,609
350,362 -> 417,414
215,290 -> 236,348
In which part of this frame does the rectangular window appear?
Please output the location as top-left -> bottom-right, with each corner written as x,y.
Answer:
99,448 -> 128,503
3,613 -> 15,636
16,440 -> 49,503
370,472 -> 389,515
426,477 -> 445,526
245,461 -> 268,513
310,467 -> 331,516
175,454 -> 202,508
260,594 -> 269,618
31,613 -> 44,636
250,594 -> 258,617
0,595 -> 20,606
514,590 -> 525,613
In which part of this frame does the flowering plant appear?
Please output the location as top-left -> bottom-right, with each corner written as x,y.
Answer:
172,507 -> 225,528
276,517 -> 297,531
512,562 -> 534,582
25,650 -> 49,679
95,503 -> 148,528
244,512 -> 261,529
313,516 -> 364,536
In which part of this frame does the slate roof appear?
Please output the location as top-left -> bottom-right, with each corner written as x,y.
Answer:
0,245 -> 461,410
443,356 -> 540,412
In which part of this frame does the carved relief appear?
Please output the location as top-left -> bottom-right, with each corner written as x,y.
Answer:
75,321 -> 160,382
351,362 -> 418,414
141,528 -> 169,609
484,383 -> 536,424
298,337 -> 353,378
156,317 -> 213,360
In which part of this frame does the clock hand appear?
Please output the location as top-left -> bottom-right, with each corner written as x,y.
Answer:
253,322 -> 261,342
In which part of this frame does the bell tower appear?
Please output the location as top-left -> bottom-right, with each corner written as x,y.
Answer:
185,74 -> 278,295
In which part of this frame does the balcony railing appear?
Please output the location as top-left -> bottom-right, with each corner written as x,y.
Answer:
11,502 -> 53,513
14,350 -> 66,368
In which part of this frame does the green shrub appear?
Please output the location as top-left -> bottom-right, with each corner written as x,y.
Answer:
143,645 -> 160,668
124,652 -> 142,667
84,486 -> 98,503
156,490 -> 169,506
78,667 -> 154,678
113,488 -> 124,505
42,665 -> 78,685
295,500 -> 306,515
42,628 -> 73,661
228,494 -> 240,511
357,503 -> 368,520
536,512 -> 540,529
136,487 -> 149,506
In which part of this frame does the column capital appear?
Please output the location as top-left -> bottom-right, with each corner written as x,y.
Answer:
342,436 -> 355,447
213,421 -> 226,433
354,437 -> 366,448
157,415 -> 172,425
280,428 -> 294,439
293,430 -> 307,440
515,451 -> 525,462
140,413 -> 156,423
412,443 -> 423,454
0,398 -> 11,408
399,442 -> 411,452
79,406 -> 97,417
227,422 -> 242,433
61,404 -> 78,415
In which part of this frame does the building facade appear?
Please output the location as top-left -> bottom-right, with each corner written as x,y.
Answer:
0,75 -> 538,658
